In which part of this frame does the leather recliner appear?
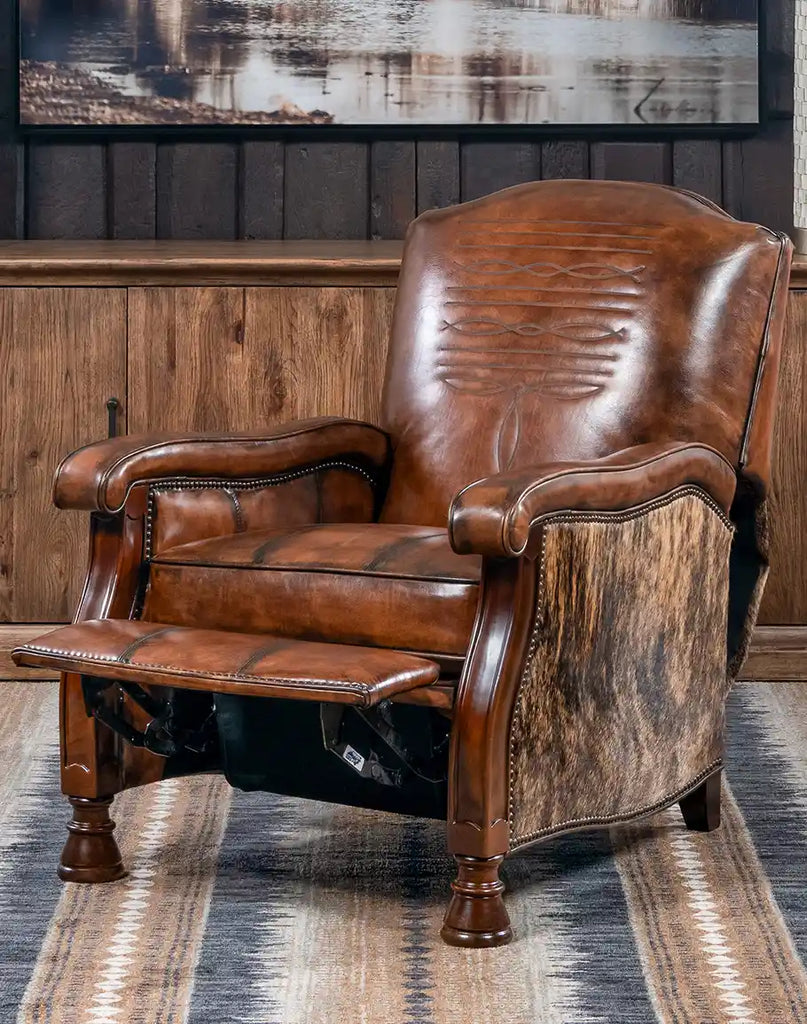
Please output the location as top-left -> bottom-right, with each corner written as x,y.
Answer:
14,180 -> 792,947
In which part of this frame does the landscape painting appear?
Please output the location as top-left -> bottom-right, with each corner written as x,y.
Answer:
18,1 -> 760,128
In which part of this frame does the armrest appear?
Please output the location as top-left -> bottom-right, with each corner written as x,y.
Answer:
55,417 -> 391,513
449,441 -> 737,558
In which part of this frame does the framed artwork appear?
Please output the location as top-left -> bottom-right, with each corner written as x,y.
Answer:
17,1 -> 761,131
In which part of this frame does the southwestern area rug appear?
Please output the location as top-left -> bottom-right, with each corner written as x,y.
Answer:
0,681 -> 805,1024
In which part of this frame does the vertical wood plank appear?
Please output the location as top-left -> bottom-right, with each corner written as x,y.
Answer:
283,143 -> 369,239
763,0 -> 794,117
128,288 -> 249,433
156,142 -> 238,240
0,289 -> 126,620
241,140 -> 285,239
243,287 -> 393,424
540,141 -> 589,180
27,143 -> 107,239
0,289 -> 14,619
460,142 -> 540,202
723,119 -> 794,233
0,0 -> 14,134
416,141 -> 459,213
591,142 -> 672,184
359,288 -> 396,425
0,0 -> 22,239
759,291 -> 807,624
0,142 -> 23,238
109,141 -> 156,239
370,140 -> 416,240
672,140 -> 723,205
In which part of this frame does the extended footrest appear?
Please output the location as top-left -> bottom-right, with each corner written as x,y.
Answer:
12,619 -> 440,708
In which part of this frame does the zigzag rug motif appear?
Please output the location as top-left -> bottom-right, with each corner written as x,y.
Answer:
0,681 -> 805,1024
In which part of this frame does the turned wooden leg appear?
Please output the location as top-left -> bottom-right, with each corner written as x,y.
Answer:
679,771 -> 722,832
58,796 -> 127,883
440,854 -> 512,948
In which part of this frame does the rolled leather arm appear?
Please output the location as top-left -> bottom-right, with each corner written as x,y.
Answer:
449,441 -> 737,558
55,417 -> 391,513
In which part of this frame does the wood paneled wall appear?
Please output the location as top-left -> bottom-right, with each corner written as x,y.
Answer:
0,1 -> 795,241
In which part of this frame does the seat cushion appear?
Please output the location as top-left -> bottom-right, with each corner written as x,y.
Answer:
142,523 -> 481,661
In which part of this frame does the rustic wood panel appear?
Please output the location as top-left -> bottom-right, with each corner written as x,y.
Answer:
460,142 -> 541,202
156,142 -> 239,240
284,143 -> 369,239
540,141 -> 589,180
0,288 -> 126,621
370,141 -> 416,240
27,143 -> 107,239
591,141 -> 672,184
241,141 -> 285,239
129,283 -> 393,434
723,119 -> 794,234
243,287 -> 395,425
128,287 -> 250,432
759,290 -> 807,625
109,141 -> 156,240
417,141 -> 460,213
672,139 -> 722,205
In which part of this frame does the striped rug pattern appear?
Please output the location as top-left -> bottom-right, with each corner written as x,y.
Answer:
1,681 -> 806,1024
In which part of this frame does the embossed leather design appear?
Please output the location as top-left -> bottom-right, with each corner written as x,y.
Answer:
380,180 -> 791,525
142,523 -> 481,659
12,620 -> 440,708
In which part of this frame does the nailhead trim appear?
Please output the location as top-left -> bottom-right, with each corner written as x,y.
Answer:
19,642 -> 373,696
528,484 -> 734,534
508,489 -> 732,846
509,760 -> 723,849
144,460 -> 376,560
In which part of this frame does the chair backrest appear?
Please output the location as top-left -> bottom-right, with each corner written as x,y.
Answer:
379,180 -> 791,526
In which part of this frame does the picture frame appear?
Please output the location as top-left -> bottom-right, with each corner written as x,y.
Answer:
16,1 -> 763,137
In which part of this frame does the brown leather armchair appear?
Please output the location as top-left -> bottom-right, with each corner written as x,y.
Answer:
14,181 -> 792,948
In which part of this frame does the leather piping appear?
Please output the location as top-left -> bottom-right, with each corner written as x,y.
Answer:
450,443 -> 734,558
143,460 -> 376,559
739,232 -> 789,467
19,644 -> 378,700
52,420 -> 389,514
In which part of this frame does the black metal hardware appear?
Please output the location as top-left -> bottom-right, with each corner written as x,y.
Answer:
81,675 -> 217,758
320,701 -> 448,788
106,397 -> 120,438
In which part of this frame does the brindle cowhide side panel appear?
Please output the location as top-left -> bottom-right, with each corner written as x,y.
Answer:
508,490 -> 734,848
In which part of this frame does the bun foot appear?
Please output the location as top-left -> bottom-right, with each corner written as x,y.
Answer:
58,796 -> 127,883
680,771 -> 722,833
441,854 -> 513,948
